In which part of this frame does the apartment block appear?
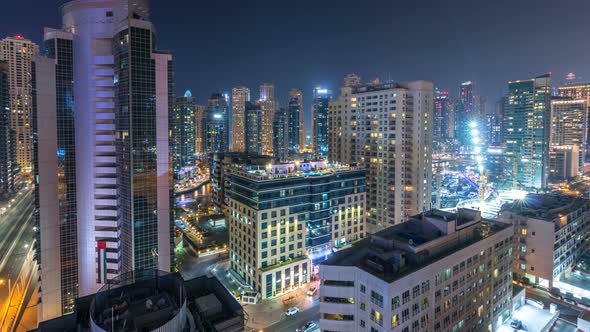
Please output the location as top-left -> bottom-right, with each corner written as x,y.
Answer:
497,193 -> 590,289
320,209 -> 514,332
328,74 -> 433,232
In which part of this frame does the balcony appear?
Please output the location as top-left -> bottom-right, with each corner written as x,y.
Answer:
320,285 -> 355,299
320,301 -> 355,316
319,318 -> 355,331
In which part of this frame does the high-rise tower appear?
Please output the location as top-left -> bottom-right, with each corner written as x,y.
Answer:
172,90 -> 196,176
503,74 -> 551,189
204,93 -> 229,156
329,75 -> 433,232
312,87 -> 331,158
0,35 -> 39,172
0,61 -> 17,199
35,0 -> 174,321
259,83 -> 276,155
287,89 -> 302,155
231,86 -> 250,152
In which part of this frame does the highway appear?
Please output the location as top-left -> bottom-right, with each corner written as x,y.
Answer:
0,188 -> 35,331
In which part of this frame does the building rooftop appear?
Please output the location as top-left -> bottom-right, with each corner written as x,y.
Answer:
500,193 -> 589,221
230,160 -> 363,181
33,272 -> 244,332
322,209 -> 512,283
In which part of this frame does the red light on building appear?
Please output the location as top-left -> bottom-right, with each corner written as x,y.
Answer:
15,34 -> 23,39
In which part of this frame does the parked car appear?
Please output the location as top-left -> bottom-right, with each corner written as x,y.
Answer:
303,321 -> 317,331
510,319 -> 522,329
285,307 -> 300,316
307,287 -> 317,296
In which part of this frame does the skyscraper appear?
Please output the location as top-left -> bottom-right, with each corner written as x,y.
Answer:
329,75 -> 433,232
0,61 -> 17,200
35,29 -> 78,318
259,82 -> 274,102
172,90 -> 196,176
485,98 -> 504,146
287,89 -> 302,155
35,0 -> 174,321
433,88 -> 454,141
259,83 -> 276,155
231,86 -> 250,152
204,93 -> 229,156
503,74 -> 551,189
312,87 -> 331,158
0,35 -> 39,172
550,97 -> 588,174
455,80 -> 476,145
557,83 -> 590,160
272,107 -> 287,162
245,101 -> 263,155
194,104 -> 205,157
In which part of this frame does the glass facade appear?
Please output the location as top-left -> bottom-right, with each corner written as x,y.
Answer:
272,107 -> 287,161
172,92 -> 196,176
0,61 -> 17,199
204,93 -> 229,156
287,96 -> 301,154
245,102 -> 263,155
312,90 -> 331,158
115,27 -> 160,272
44,37 -> 78,313
503,75 -> 551,189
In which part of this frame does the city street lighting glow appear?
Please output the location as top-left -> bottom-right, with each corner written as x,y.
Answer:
469,121 -> 477,129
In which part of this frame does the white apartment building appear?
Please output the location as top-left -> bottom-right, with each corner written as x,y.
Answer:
320,209 -> 514,332
497,193 -> 590,289
329,74 -> 433,233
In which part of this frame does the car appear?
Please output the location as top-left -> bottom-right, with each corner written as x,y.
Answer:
510,319 -> 522,329
285,307 -> 300,316
303,321 -> 317,331
307,287 -> 317,296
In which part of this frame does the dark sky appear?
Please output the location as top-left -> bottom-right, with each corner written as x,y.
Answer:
2,0 -> 590,131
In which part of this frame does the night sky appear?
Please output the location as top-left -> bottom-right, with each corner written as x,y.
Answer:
2,0 -> 590,130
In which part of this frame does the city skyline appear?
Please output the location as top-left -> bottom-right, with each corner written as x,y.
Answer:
3,0 -> 590,130
4,0 -> 590,331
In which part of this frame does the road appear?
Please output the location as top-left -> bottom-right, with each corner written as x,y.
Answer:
262,305 -> 320,332
178,249 -> 226,280
0,188 -> 35,330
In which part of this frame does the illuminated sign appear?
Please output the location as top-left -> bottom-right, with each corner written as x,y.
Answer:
213,113 -> 222,119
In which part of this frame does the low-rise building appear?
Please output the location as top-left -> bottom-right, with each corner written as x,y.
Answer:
320,209 -> 514,332
497,193 -> 590,289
